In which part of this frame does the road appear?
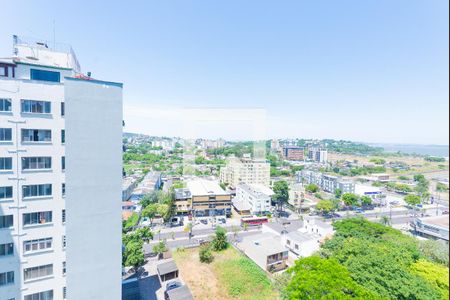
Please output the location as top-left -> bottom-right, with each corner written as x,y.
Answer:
144,228 -> 261,251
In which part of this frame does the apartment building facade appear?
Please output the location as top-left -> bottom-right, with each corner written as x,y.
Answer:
219,156 -> 270,188
0,36 -> 122,300
307,147 -> 328,164
233,183 -> 273,215
298,170 -> 355,194
282,146 -> 304,161
186,179 -> 232,217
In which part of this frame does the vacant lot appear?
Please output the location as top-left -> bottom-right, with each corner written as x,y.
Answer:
173,247 -> 278,300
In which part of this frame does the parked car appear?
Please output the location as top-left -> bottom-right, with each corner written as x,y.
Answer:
442,210 -> 449,215
218,218 -> 226,224
355,208 -> 364,213
197,238 -> 209,245
200,219 -> 208,225
164,281 -> 183,300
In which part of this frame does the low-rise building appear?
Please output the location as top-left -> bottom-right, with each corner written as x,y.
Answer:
174,188 -> 192,215
130,171 -> 162,200
236,232 -> 289,272
233,183 -> 273,215
122,176 -> 139,201
355,184 -> 382,200
299,170 -> 355,194
187,179 -> 232,217
411,216 -> 449,242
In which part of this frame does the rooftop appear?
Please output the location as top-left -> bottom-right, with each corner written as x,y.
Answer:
237,183 -> 274,197
186,179 -> 229,196
263,219 -> 304,235
12,35 -> 80,72
419,216 -> 449,228
157,260 -> 178,276
166,285 -> 194,300
237,232 -> 287,268
174,188 -> 192,200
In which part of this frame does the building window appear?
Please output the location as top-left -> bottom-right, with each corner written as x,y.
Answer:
22,184 -> 52,198
61,102 -> 65,116
63,287 -> 66,299
0,271 -> 14,286
0,99 -> 12,112
62,209 -> 66,223
30,68 -> 60,82
62,183 -> 66,197
61,156 -> 65,170
0,65 -> 6,76
23,211 -> 52,226
24,264 -> 53,281
62,235 -> 66,249
21,129 -> 52,142
61,130 -> 65,144
62,261 -> 66,275
0,243 -> 13,256
24,290 -> 54,300
23,238 -> 53,254
0,128 -> 12,141
0,215 -> 13,229
22,157 -> 52,170
0,186 -> 13,200
0,157 -> 12,170
21,100 -> 51,114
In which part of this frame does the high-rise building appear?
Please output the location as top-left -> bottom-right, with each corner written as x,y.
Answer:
308,147 -> 328,163
0,36 -> 122,300
219,155 -> 270,188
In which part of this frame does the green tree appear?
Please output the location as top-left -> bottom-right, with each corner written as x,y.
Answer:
410,259 -> 449,300
360,195 -> 372,207
380,215 -> 391,226
273,180 -> 289,211
124,240 -> 145,273
305,184 -> 319,193
316,199 -> 334,214
211,226 -> 228,251
135,227 -> 153,243
334,188 -> 343,199
342,193 -> 359,207
436,182 -> 448,192
404,194 -> 421,206
419,239 -> 449,266
152,239 -> 168,258
199,245 -> 214,263
284,256 -> 378,299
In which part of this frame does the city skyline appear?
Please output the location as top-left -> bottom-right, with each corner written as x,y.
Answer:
1,1 -> 448,145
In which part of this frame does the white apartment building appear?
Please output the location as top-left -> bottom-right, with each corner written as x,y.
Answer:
233,183 -> 273,214
0,36 -> 122,300
219,155 -> 270,188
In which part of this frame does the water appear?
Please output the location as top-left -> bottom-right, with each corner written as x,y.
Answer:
369,143 -> 449,157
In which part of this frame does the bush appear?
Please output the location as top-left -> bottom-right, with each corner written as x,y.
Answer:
199,245 -> 213,263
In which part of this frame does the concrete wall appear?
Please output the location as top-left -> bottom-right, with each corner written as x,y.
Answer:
65,78 -> 122,300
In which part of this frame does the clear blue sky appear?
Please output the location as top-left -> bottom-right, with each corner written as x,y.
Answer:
2,1 -> 448,144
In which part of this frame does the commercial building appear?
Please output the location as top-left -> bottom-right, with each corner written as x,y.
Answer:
186,179 -> 232,217
233,183 -> 273,215
411,216 -> 449,242
219,155 -> 270,188
0,35 -> 122,300
308,147 -> 328,163
174,188 -> 192,215
282,146 -> 304,161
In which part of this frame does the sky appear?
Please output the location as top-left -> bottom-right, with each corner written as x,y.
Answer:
1,1 -> 449,144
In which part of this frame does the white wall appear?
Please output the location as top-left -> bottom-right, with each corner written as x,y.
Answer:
65,78 -> 122,300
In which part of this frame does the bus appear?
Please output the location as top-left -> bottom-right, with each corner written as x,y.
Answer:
240,216 -> 269,227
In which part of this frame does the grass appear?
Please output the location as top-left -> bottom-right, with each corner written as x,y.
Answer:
173,247 -> 278,300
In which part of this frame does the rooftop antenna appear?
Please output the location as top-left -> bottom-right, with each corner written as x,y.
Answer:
53,19 -> 56,49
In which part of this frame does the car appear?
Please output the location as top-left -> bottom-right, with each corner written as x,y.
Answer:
354,208 -> 364,213
442,210 -> 449,215
164,281 -> 183,300
218,218 -> 226,224
389,201 -> 400,206
200,219 -> 208,225
197,239 -> 208,245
